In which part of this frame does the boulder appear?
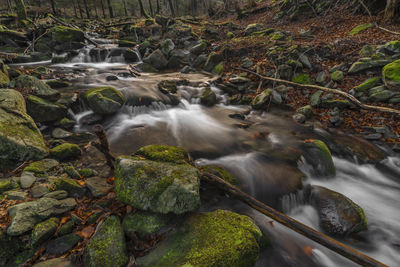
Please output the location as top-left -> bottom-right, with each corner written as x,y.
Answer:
13,75 -> 60,101
24,158 -> 59,175
114,156 -> 200,214
189,42 -> 207,55
251,89 -> 272,110
46,233 -> 82,255
7,197 -> 76,236
382,59 -> 400,91
50,143 -> 82,161
135,145 -> 190,164
85,176 -> 113,198
122,212 -> 170,238
83,87 -> 126,115
84,216 -> 128,267
143,49 -> 168,70
0,89 -> 48,171
204,52 -> 223,72
26,95 -> 68,123
300,139 -> 335,177
200,87 -> 217,106
54,177 -> 85,198
31,217 -> 59,247
348,59 -> 391,74
137,210 -> 266,267
46,80 -> 72,89
307,185 -> 367,236
160,39 -> 175,57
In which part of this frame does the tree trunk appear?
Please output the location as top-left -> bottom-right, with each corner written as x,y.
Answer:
6,0 -> 13,12
73,0 -> 78,17
384,0 -> 399,22
138,0 -> 150,18
156,0 -> 160,14
168,0 -> 175,16
94,0 -> 99,18
100,0 -> 106,18
83,0 -> 90,18
107,0 -> 114,18
148,0 -> 154,17
50,0 -> 57,15
122,0 -> 128,16
77,0 -> 84,18
14,0 -> 27,22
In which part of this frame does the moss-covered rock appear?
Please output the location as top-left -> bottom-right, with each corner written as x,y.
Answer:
24,158 -> 59,175
53,177 -> 85,198
83,87 -> 126,115
137,209 -> 266,267
307,185 -> 367,236
143,49 -> 168,70
292,73 -> 312,84
204,52 -> 223,72
200,87 -> 217,106
13,75 -> 60,101
64,165 -> 81,179
0,69 -> 10,88
158,80 -> 177,94
296,105 -> 313,118
245,23 -> 263,35
198,165 -> 235,184
114,156 -> 200,214
213,62 -> 224,75
84,216 -> 128,267
31,217 -> 59,247
123,212 -> 170,238
189,42 -> 207,55
79,168 -> 96,178
300,139 -> 335,177
354,77 -> 381,94
0,89 -> 48,171
0,179 -> 12,193
251,89 -> 272,110
135,145 -> 189,164
331,70 -> 344,82
26,95 -> 68,123
348,59 -> 391,74
382,59 -> 400,91
50,143 -> 81,161
51,26 -> 84,44
45,80 -> 72,89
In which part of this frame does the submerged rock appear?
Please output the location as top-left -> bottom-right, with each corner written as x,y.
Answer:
137,209 -> 266,267
307,185 -> 368,236
114,156 -> 200,214
84,216 -> 128,267
7,197 -> 76,236
0,89 -> 48,171
83,87 -> 126,115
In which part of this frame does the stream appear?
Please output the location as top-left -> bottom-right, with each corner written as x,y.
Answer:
17,42 -> 400,267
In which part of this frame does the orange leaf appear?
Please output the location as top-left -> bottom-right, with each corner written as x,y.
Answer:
303,245 -> 314,257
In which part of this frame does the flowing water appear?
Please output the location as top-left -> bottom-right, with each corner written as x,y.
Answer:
19,42 -> 400,267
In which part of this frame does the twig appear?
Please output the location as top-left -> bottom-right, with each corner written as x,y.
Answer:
24,29 -> 49,54
201,172 -> 388,267
236,67 -> 400,116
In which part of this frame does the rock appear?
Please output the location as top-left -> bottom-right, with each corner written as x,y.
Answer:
378,40 -> 400,55
64,165 -> 81,179
359,45 -> 375,57
114,156 -> 200,214
200,87 -> 217,106
348,59 -> 391,74
251,89 -> 272,110
84,216 -> 128,267
204,52 -> 223,72
31,184 -> 49,198
32,258 -> 74,267
160,39 -> 175,56
354,77 -> 381,94
310,90 -> 323,107
26,95 -> 68,123
24,158 -> 59,175
189,42 -> 207,55
0,179 -> 13,193
52,128 -> 73,139
320,99 -> 352,109
51,26 -> 84,47
79,168 -> 96,178
293,113 -> 306,124
20,171 -> 36,188
31,217 -> 59,247
369,90 -> 394,102
3,190 -> 27,200
363,133 -> 382,140
193,54 -> 207,68
7,197 -> 76,236
83,87 -> 126,115
316,72 -> 328,84
54,177 -> 85,198
198,165 -> 235,184
0,89 -> 48,170
298,54 -> 312,69
46,80 -> 71,89
213,62 -> 224,75
137,210 -> 265,267
382,59 -> 400,91
278,64 -> 293,80
86,176 -> 112,198
135,144 -> 190,164
296,105 -> 313,118
51,143 -> 82,161
271,90 -> 283,104
158,80 -> 177,94
240,57 -> 254,68
0,231 -> 23,266
331,70 -> 344,82
300,139 -> 336,177
13,75 -> 60,101
123,212 -> 170,238
245,23 -> 263,35
46,233 -> 82,255
44,190 -> 68,200
143,49 -> 168,70
0,68 -> 10,88
58,220 -> 75,236
307,185 -> 367,236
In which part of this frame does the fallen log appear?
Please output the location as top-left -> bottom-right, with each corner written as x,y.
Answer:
236,67 -> 400,116
201,172 -> 388,267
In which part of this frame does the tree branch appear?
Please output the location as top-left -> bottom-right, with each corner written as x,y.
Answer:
236,67 -> 400,116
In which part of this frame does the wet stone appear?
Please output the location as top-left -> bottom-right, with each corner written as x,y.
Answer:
46,233 -> 82,255
20,172 -> 36,189
85,176 -> 113,198
31,184 -> 49,198
43,190 -> 68,200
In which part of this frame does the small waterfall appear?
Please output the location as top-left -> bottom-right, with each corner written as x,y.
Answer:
281,190 -> 306,214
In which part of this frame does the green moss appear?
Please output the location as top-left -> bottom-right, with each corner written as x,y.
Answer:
51,143 -> 81,161
270,32 -> 285,40
158,80 -> 177,94
51,26 -> 84,43
227,32 -> 234,39
79,168 -> 95,178
200,87 -> 217,106
139,210 -> 267,267
212,62 -> 224,75
331,70 -> 344,82
31,217 -> 59,247
84,86 -> 126,115
23,158 -> 59,175
349,23 -> 372,36
302,140 -> 335,176
64,165 -> 81,178
0,179 -> 12,193
46,80 -> 72,89
53,177 -> 84,197
354,77 -> 380,93
0,70 -> 10,88
123,212 -> 170,238
84,216 -> 128,267
382,59 -> 400,90
135,145 -> 189,164
199,165 -> 235,184
292,73 -> 312,84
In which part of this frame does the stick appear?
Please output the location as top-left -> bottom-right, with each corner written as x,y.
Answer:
24,29 -> 49,54
201,172 -> 388,267
93,124 -> 115,169
236,67 -> 400,116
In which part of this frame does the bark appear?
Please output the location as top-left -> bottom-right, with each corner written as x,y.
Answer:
138,0 -> 150,18
167,0 -> 175,16
50,0 -> 56,14
122,0 -> 128,16
148,0 -> 154,17
77,0 -> 84,18
83,0 -> 91,18
156,0 -> 160,14
6,0 -> 13,12
14,0 -> 27,21
73,0 -> 78,18
384,0 -> 399,22
107,0 -> 114,18
201,172 -> 388,267
100,0 -> 106,18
